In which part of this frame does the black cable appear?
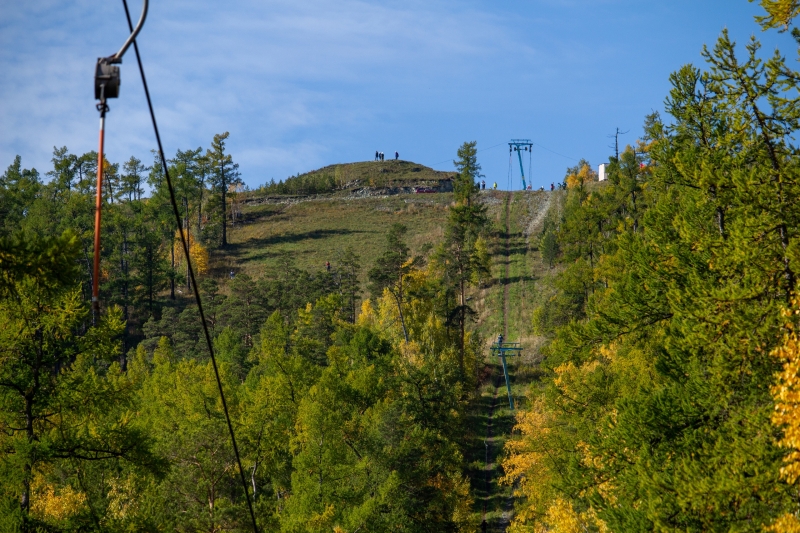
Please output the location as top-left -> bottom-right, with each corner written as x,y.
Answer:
120,2 -> 259,531
530,141 -> 578,162
429,141 -> 507,168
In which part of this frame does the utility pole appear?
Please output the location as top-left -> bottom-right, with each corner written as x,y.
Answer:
609,127 -> 629,160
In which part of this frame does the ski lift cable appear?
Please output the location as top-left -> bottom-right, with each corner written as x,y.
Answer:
115,1 -> 260,530
530,141 -> 579,162
528,145 -> 532,187
507,150 -> 512,191
428,141 -> 507,168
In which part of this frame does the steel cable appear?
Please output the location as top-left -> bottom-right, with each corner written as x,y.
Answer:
120,2 -> 259,531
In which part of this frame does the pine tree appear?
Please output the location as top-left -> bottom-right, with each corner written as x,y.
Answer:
368,224 -> 420,343
0,156 -> 41,236
121,156 -> 146,202
504,26 -> 800,531
206,133 -> 240,247
453,140 -> 482,206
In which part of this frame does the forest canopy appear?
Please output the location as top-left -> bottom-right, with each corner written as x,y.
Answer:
502,5 -> 800,532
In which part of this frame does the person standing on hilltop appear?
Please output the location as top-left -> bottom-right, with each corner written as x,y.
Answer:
375,150 -> 378,161
395,151 -> 399,160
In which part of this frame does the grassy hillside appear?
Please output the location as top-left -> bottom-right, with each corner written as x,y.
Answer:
217,192 -> 454,277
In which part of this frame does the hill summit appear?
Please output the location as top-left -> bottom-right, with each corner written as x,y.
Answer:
257,159 -> 457,197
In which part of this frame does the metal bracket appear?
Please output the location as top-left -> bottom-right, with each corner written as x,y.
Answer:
94,0 -> 148,102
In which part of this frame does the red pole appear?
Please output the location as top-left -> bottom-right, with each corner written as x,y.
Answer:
92,106 -> 106,317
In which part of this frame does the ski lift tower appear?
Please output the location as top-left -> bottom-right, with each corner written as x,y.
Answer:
490,336 -> 522,409
509,139 -> 533,190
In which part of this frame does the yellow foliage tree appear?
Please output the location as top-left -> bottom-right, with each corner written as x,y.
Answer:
565,163 -> 596,190
30,472 -> 87,522
173,229 -> 209,277
501,396 -> 554,529
769,302 -> 800,532
750,0 -> 800,30
503,356 -> 620,533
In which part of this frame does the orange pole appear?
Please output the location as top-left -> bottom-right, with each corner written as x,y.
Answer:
92,107 -> 106,315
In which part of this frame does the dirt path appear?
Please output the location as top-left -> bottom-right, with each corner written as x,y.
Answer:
525,192 -> 552,240
481,192 -> 514,532
503,192 -> 511,339
498,192 -> 514,531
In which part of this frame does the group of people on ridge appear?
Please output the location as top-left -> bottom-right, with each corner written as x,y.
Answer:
374,151 -> 399,161
477,180 -> 563,192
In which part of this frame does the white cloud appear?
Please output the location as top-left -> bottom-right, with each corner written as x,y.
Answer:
1,0 -> 533,183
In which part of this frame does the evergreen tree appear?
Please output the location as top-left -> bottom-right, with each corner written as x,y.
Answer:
504,23 -> 800,532
0,156 -> 41,236
368,224 -> 420,343
540,229 -> 558,268
121,155 -> 146,202
334,246 -> 361,324
453,140 -> 482,206
207,132 -> 240,247
0,235 -> 160,528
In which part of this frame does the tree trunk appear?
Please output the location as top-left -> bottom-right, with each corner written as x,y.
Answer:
459,278 -> 465,380
184,197 -> 191,290
21,396 -> 33,514
122,232 -> 128,367
198,180 -> 203,239
221,175 -> 227,247
22,333 -> 42,515
170,242 -> 175,300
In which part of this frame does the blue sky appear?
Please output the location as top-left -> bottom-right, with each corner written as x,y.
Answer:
1,0 -> 795,190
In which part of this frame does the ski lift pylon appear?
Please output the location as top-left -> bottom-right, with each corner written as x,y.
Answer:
508,139 -> 533,190
490,337 -> 521,409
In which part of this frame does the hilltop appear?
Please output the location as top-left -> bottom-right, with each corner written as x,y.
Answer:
219,160 -> 462,279
254,159 -> 457,197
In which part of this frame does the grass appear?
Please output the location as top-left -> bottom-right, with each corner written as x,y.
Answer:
463,190 -> 563,529
214,193 -> 453,279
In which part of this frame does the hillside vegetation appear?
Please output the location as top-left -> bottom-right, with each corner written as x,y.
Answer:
0,136 -> 547,531
256,159 -> 456,196
499,21 -> 800,532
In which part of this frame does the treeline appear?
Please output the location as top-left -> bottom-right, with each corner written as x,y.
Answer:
258,171 -> 340,196
504,13 -> 800,533
0,132 -> 245,354
0,139 -> 493,531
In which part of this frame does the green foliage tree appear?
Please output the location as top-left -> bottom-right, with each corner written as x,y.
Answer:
207,132 -> 241,247
540,230 -> 558,268
434,141 -> 489,380
0,237 -> 161,529
121,155 -> 146,202
453,141 -> 482,206
0,157 -> 41,236
368,224 -> 419,343
505,19 -> 800,532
